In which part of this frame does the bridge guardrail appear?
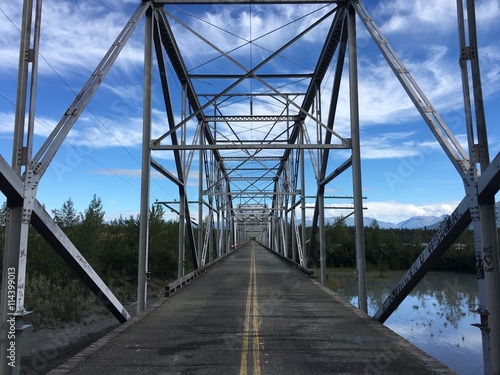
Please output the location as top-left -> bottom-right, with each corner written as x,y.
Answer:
256,241 -> 314,278
165,242 -> 248,297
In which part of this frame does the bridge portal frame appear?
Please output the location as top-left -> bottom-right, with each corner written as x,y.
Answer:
0,1 -> 499,374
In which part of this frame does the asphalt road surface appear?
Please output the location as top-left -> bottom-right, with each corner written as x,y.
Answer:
49,241 -> 454,375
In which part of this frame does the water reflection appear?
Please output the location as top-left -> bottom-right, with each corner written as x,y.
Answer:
328,270 -> 483,375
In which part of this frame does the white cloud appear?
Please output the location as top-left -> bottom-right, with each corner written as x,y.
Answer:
167,3 -> 335,70
0,112 -> 15,135
0,1 -> 144,77
299,199 -> 461,225
364,200 -> 461,224
371,0 -> 500,35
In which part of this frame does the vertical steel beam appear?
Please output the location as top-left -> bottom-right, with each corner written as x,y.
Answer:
198,129 -> 204,263
300,128 -> 307,266
319,192 -> 326,286
217,209 -> 222,257
178,190 -> 186,277
25,0 -> 42,164
209,214 -> 214,262
137,6 -> 153,314
268,220 -> 272,248
10,0 -> 33,175
479,202 -> 500,375
1,208 -> 25,375
457,1 -> 500,372
348,4 -> 367,313
1,1 -> 38,373
466,1 -> 500,369
218,195 -> 224,256
456,1 -> 490,372
291,212 -> 297,262
229,209 -> 235,251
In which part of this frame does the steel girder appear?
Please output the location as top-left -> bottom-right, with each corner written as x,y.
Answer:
0,155 -> 131,322
153,0 -> 347,3
2,1 -> 499,373
306,16 -> 348,265
149,2 -> 351,269
0,6 -> 150,370
375,151 -> 500,323
152,11 -> 200,270
345,1 -> 500,372
0,4 -> 150,373
353,2 -> 470,176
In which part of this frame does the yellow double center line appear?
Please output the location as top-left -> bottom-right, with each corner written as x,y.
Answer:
240,243 -> 261,375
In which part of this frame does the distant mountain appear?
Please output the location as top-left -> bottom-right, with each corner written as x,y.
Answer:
299,202 -> 500,229
310,215 -> 442,229
337,215 -> 446,229
395,215 -> 448,230
327,216 -> 395,229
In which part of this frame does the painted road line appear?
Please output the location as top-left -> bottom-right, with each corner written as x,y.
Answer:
240,255 -> 252,375
240,243 -> 261,375
251,246 -> 261,375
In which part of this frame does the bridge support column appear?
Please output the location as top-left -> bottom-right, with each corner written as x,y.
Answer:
1,1 -> 40,372
319,192 -> 326,286
137,6 -> 153,313
300,128 -> 307,266
348,4 -> 367,313
178,191 -> 186,277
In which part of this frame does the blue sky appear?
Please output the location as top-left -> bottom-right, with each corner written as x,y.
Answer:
1,0 -> 499,224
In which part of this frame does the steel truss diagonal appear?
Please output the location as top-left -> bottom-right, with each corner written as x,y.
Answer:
0,156 -> 131,323
1,3 -> 147,373
1,1 -> 500,374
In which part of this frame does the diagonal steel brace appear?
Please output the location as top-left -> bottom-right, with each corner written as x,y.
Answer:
0,155 -> 131,323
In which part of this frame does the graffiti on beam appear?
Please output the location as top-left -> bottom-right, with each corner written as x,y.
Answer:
483,245 -> 494,273
476,251 -> 485,280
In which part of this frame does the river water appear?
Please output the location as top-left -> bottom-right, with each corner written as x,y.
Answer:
327,269 -> 483,375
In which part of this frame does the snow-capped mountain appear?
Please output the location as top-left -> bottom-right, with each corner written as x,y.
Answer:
299,202 -> 500,229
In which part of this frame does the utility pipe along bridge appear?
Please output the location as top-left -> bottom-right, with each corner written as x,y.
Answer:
0,1 -> 499,374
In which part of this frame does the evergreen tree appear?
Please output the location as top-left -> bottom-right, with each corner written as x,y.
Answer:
81,194 -> 105,226
76,194 -> 106,263
52,198 -> 80,227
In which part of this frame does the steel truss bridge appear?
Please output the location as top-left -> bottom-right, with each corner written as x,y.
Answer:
1,0 -> 499,374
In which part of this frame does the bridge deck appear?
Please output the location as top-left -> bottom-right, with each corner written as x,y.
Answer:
50,242 -> 454,374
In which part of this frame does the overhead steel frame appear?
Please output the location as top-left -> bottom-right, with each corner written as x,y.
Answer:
149,0 -> 354,297
0,1 -> 148,373
152,1 -> 500,373
349,1 -> 500,373
1,0 -> 499,374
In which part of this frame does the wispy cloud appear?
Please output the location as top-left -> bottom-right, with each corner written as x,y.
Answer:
167,3 -> 335,69
372,0 -> 500,35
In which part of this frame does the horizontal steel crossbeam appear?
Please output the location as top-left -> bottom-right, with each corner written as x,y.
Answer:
152,143 -> 349,150
204,115 -> 298,122
154,0 -> 346,3
221,157 -> 284,161
229,177 -> 275,181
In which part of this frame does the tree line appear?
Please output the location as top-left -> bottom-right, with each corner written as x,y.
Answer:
312,217 -> 477,273
0,196 -> 182,328
0,197 -> 482,327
